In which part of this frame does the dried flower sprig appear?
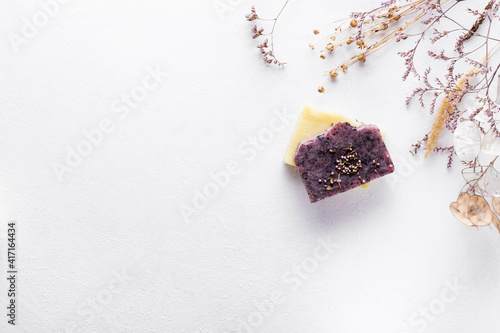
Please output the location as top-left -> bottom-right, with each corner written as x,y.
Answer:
336,0 -> 500,230
424,74 -> 470,158
246,2 -> 290,66
401,1 -> 500,230
310,0 -> 449,84
247,0 -> 500,231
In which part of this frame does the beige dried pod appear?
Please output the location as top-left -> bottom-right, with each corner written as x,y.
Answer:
491,210 -> 500,233
493,197 -> 500,216
450,193 -> 472,226
492,198 -> 500,233
468,195 -> 494,226
457,192 -> 471,210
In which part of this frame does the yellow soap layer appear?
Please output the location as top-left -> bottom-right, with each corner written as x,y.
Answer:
283,106 -> 360,166
283,106 -> 370,188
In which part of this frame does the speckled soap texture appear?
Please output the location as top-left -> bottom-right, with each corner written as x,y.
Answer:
294,122 -> 395,203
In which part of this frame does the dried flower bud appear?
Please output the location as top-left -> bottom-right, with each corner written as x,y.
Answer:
357,53 -> 366,63
329,70 -> 338,78
347,37 -> 354,45
245,6 -> 259,21
320,54 -> 326,59
326,43 -> 334,51
318,86 -> 325,93
356,39 -> 365,48
313,29 -> 320,35
350,19 -> 358,28
341,64 -> 348,72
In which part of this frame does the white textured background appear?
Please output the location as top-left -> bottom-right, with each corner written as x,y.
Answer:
1,0 -> 500,332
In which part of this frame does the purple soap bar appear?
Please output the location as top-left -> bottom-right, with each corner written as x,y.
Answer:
293,122 -> 395,203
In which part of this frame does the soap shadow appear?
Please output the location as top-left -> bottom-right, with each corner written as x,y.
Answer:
284,163 -> 395,234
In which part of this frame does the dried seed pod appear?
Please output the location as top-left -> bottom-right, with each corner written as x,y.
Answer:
329,70 -> 338,78
450,193 -> 500,231
350,19 -> 358,28
318,86 -> 325,93
450,202 -> 471,225
483,166 -> 500,198
481,129 -> 500,156
468,195 -> 494,226
491,208 -> 500,233
453,121 -> 481,162
457,192 -> 471,212
493,197 -> 500,216
450,193 -> 472,226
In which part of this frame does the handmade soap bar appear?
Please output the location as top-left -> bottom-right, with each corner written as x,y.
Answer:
283,106 -> 357,166
294,122 -> 395,203
283,106 -> 369,188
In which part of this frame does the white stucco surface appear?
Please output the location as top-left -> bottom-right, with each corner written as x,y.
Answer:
1,1 -> 500,332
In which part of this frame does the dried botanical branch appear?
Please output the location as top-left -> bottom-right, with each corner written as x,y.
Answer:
247,0 -> 500,229
425,74 -> 470,158
246,1 -> 290,66
463,0 -> 496,42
